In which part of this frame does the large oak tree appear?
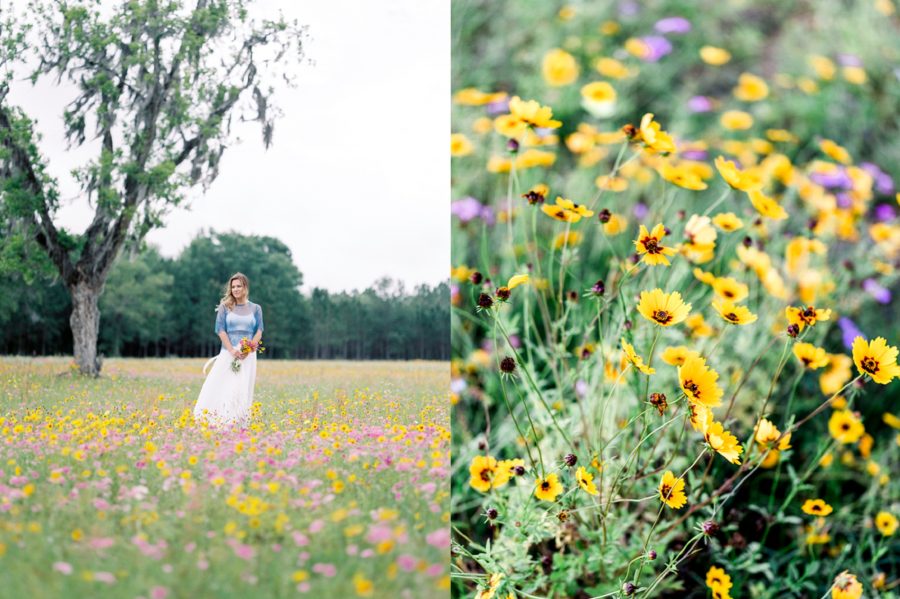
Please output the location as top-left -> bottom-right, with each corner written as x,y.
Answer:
0,0 -> 305,374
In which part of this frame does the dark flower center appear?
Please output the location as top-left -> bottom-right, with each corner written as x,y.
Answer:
861,357 -> 878,374
725,312 -> 739,322
541,481 -> 550,491
653,310 -> 672,324
480,469 -> 492,482
642,237 -> 660,254
522,191 -> 545,205
660,483 -> 671,497
684,380 -> 700,396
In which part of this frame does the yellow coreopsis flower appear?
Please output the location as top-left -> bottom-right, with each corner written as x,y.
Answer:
842,66 -> 867,85
829,410 -> 865,444
693,268 -> 716,285
706,566 -> 733,594
712,212 -> 744,231
633,113 -> 675,154
595,174 -> 628,191
494,114 -> 528,138
700,46 -> 731,66
575,466 -> 599,496
634,223 -> 677,266
679,355 -> 724,407
831,571 -> 863,599
621,339 -> 655,375
453,88 -> 508,106
785,306 -> 832,332
637,289 -> 692,327
658,470 -> 687,509
542,48 -> 579,86
686,313 -> 714,337
733,73 -> 769,102
820,139 -> 851,165
682,214 -> 718,263
474,572 -> 504,599
715,156 -> 763,191
755,418 -> 791,451
580,81 -> 616,117
852,336 -> 900,384
748,190 -> 788,220
541,197 -> 592,223
689,403 -> 713,432
808,55 -> 836,80
595,56 -> 632,79
712,300 -> 758,325
515,148 -> 556,170
712,277 -> 749,302
794,343 -> 830,369
553,231 -> 582,249
534,473 -> 564,502
507,274 -> 530,289
603,213 -> 628,235
802,498 -> 833,516
508,96 -> 562,129
661,346 -> 700,366
703,420 -> 743,464
450,133 -> 474,157
875,511 -> 898,536
469,456 -> 501,492
658,162 -> 709,190
720,110 -> 754,130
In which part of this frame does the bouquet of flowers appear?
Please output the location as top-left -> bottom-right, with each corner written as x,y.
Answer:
231,337 -> 264,373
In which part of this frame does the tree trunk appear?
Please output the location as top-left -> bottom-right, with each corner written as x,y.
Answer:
69,281 -> 103,376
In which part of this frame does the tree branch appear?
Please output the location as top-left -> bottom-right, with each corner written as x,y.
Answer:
0,95 -> 73,281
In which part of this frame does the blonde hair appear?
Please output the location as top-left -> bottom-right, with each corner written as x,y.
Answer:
219,272 -> 250,311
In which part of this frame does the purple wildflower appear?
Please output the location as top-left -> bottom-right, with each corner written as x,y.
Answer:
810,169 -> 852,190
838,317 -> 865,350
575,379 -> 588,398
861,162 -> 895,196
687,96 -> 713,113
654,17 -> 691,34
633,202 -> 649,220
451,197 -> 495,225
639,36 -> 673,62
875,203 -> 896,222
863,279 -> 891,304
486,97 -> 510,116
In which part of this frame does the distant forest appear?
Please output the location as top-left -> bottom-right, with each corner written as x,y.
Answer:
0,232 -> 450,360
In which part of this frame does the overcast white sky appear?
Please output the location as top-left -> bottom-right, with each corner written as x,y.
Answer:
6,0 -> 449,292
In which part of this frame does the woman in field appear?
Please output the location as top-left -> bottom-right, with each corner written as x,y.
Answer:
193,272 -> 264,427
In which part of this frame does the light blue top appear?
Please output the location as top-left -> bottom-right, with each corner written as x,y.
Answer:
215,301 -> 264,348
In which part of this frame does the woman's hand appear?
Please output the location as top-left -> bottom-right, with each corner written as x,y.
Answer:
230,348 -> 242,359
238,351 -> 248,360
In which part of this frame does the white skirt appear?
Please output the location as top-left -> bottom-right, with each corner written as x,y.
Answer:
193,348 -> 256,428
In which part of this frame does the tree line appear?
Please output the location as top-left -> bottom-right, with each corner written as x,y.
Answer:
0,231 -> 450,361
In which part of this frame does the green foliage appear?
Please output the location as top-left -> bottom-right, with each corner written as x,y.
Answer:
0,230 -> 450,361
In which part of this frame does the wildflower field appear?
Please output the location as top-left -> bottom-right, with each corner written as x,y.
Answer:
0,358 -> 450,598
450,1 -> 900,598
